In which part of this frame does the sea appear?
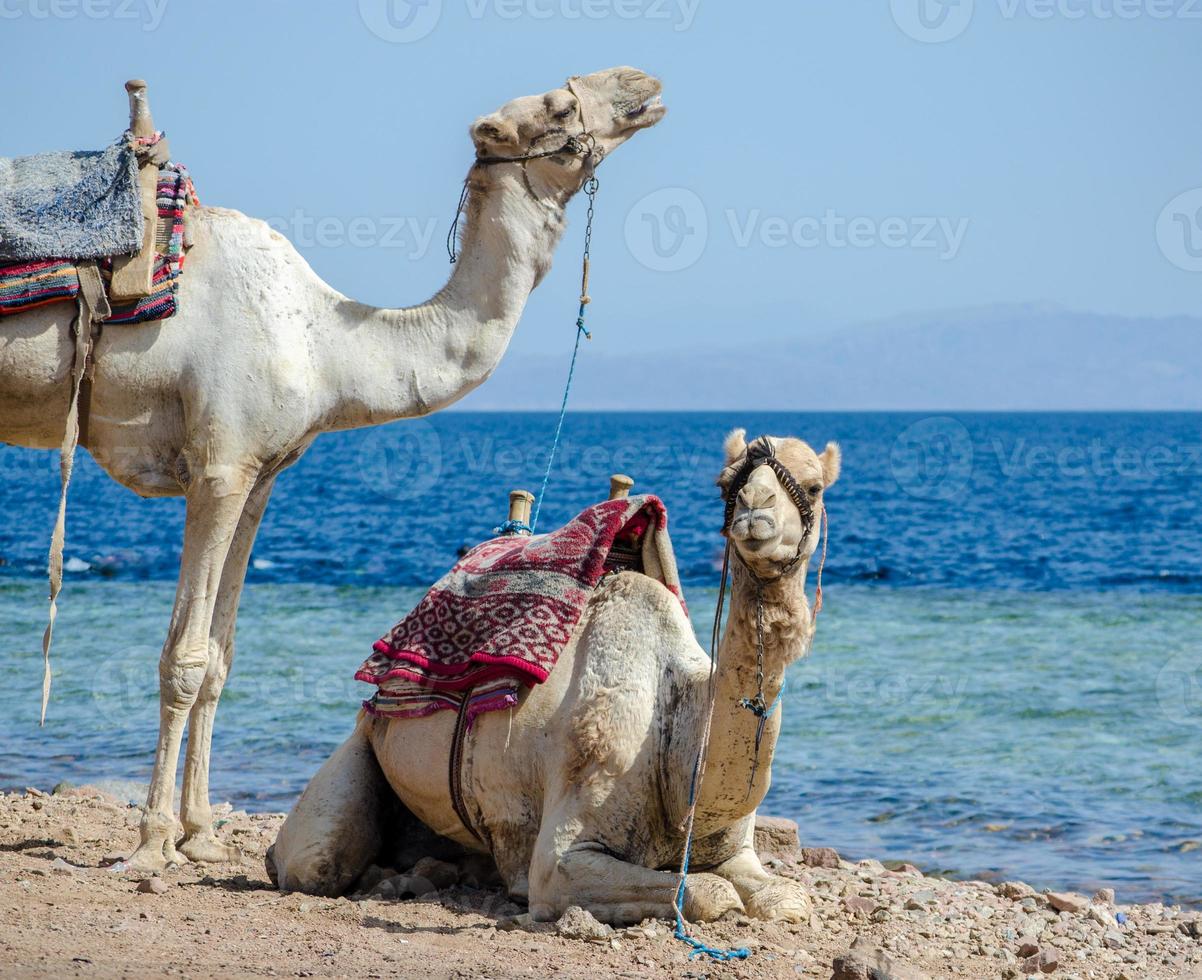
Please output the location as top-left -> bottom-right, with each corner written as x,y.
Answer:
1,412 -> 1199,906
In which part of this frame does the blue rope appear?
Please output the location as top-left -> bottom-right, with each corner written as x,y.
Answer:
671,748 -> 751,961
493,519 -> 532,537
529,305 -> 589,533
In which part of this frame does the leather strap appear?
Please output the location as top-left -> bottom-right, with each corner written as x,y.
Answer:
448,690 -> 484,844
75,262 -> 109,447
40,262 -> 109,724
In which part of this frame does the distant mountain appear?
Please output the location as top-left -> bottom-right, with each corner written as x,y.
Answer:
458,304 -> 1202,411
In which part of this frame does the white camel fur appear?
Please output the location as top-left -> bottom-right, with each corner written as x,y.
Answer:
0,68 -> 665,871
267,429 -> 841,924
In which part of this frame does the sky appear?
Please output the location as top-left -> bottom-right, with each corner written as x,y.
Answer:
2,1 -> 1199,401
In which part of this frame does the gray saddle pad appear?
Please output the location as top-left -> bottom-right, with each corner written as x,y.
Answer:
0,132 -> 143,263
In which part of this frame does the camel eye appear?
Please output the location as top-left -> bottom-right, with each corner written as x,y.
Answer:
554,106 -> 574,120
808,484 -> 822,496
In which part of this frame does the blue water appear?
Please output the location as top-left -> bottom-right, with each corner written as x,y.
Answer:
1,412 -> 1200,905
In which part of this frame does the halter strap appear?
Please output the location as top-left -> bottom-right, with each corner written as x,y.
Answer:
720,435 -> 818,586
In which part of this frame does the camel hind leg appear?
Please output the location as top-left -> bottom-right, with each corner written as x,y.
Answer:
267,715 -> 395,896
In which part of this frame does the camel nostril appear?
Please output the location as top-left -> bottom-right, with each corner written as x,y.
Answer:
471,117 -> 516,146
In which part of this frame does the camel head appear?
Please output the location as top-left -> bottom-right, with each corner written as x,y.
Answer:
717,429 -> 841,578
470,67 -> 665,192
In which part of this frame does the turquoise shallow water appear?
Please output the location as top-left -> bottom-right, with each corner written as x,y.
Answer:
0,578 -> 1198,906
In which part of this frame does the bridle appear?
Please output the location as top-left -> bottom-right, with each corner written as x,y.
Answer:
720,435 -> 818,584
446,76 -> 601,262
711,435 -> 829,794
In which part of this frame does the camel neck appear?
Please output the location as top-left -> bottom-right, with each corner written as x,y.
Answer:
316,164 -> 570,431
690,559 -> 814,830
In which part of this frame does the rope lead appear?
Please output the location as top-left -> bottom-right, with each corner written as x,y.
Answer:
529,175 -> 598,533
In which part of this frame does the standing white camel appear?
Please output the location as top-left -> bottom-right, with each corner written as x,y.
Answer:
0,67 -> 665,871
267,429 -> 841,925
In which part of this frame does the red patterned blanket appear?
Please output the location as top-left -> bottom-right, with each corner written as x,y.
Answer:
356,494 -> 684,723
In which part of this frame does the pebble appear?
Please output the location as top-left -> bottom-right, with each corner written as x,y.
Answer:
1047,891 -> 1091,914
832,935 -> 925,980
555,906 -> 613,943
842,896 -> 877,916
136,877 -> 169,895
800,847 -> 840,869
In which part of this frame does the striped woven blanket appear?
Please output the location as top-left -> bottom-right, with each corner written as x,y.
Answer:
357,494 -> 686,724
0,162 -> 196,321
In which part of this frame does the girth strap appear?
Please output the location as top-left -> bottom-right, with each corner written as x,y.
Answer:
449,690 -> 484,844
40,260 -> 109,725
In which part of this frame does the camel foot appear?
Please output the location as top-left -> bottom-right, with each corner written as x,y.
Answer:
684,872 -> 744,922
125,837 -> 179,873
179,833 -> 242,864
743,876 -> 812,922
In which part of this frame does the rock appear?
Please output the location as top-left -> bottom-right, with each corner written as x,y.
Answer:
801,846 -> 840,869
555,906 -> 613,942
51,781 -> 74,795
842,896 -> 877,916
1103,929 -> 1124,949
136,877 -> 169,895
753,815 -> 800,855
1093,887 -> 1115,904
904,889 -> 937,910
1086,904 -> 1113,927
996,881 -> 1036,900
1022,947 -> 1060,974
371,873 -> 436,900
408,856 -> 459,891
1018,941 -> 1041,958
352,864 -> 396,895
1046,891 -> 1090,914
831,935 -> 925,980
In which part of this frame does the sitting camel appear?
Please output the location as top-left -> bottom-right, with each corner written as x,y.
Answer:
267,429 -> 840,924
0,68 -> 664,871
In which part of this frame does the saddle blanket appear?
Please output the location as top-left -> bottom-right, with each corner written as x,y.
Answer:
0,162 -> 196,322
0,132 -> 143,262
357,494 -> 685,724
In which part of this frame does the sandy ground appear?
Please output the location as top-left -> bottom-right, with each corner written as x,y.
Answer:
1,787 -> 1200,979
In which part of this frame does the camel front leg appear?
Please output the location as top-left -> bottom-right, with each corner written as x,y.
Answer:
126,465 -> 257,872
528,826 -> 743,925
709,815 -> 812,922
177,473 -> 277,863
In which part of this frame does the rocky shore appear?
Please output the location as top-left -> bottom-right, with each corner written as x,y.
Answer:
1,787 -> 1199,978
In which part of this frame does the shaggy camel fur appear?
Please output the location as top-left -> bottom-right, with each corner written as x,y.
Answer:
267,429 -> 841,925
0,68 -> 664,871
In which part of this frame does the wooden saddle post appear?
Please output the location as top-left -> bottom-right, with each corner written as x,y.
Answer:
109,79 -> 165,301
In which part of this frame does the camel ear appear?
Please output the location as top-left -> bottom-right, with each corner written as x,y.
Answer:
723,428 -> 748,464
820,441 -> 841,488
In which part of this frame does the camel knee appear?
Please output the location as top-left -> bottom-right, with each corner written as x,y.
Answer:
158,643 -> 211,711
267,840 -> 353,897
